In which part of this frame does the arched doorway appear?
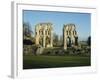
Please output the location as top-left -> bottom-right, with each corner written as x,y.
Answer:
75,37 -> 78,46
39,37 -> 43,47
67,37 -> 71,47
45,36 -> 50,47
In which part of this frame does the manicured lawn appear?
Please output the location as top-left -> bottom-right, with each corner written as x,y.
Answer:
23,55 -> 90,69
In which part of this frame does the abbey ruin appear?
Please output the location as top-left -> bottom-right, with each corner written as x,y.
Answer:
63,24 -> 78,49
35,23 -> 53,48
35,23 -> 78,50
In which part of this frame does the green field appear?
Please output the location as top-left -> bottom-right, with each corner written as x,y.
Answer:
23,55 -> 90,69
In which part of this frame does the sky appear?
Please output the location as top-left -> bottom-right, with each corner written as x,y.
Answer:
23,10 -> 91,41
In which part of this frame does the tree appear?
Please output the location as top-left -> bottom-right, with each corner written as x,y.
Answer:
59,35 -> 63,47
87,36 -> 91,46
23,22 -> 35,45
23,22 -> 33,39
53,33 -> 59,47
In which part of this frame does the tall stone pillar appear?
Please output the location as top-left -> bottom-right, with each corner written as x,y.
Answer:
35,29 -> 39,45
50,30 -> 53,47
43,29 -> 46,48
64,30 -> 67,50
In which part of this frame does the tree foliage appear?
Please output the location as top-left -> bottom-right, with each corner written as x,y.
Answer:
23,22 -> 34,45
23,22 -> 33,39
53,33 -> 59,47
87,36 -> 91,46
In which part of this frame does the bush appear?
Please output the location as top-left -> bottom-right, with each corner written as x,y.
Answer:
23,45 -> 33,55
42,47 -> 65,56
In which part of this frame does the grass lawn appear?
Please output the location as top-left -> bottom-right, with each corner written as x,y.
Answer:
23,55 -> 90,69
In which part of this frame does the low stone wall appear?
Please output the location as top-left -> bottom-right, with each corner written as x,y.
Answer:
23,45 -> 91,56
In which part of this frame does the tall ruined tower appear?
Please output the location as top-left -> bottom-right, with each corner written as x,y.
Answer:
35,23 -> 53,48
63,24 -> 78,50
